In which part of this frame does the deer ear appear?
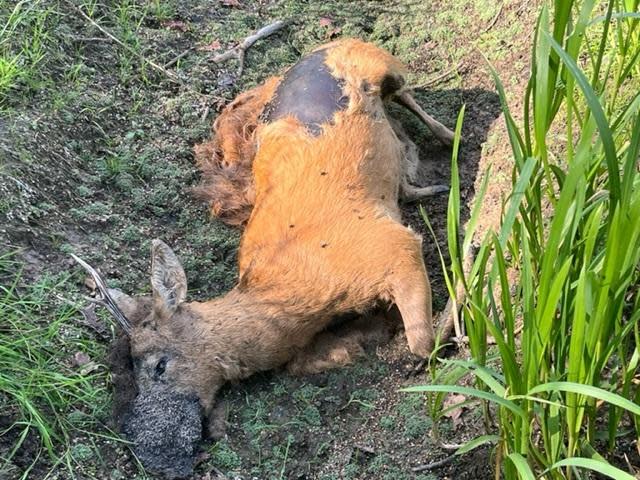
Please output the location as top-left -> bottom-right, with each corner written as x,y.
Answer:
150,239 -> 187,317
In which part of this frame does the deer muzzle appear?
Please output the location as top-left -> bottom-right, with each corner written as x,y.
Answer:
122,384 -> 202,479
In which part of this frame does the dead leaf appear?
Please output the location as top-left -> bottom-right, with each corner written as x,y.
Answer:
83,274 -> 96,292
442,393 -> 466,429
319,17 -> 333,27
327,26 -> 342,38
78,304 -> 110,340
319,18 -> 341,39
73,351 -> 91,366
162,20 -> 189,32
199,39 -> 222,52
221,0 -> 241,7
80,361 -> 100,376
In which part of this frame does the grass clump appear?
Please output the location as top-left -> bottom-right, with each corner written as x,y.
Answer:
0,0 -> 52,103
410,1 -> 640,478
0,252 -> 114,478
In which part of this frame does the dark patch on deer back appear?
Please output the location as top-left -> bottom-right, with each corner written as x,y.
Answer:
261,49 -> 348,136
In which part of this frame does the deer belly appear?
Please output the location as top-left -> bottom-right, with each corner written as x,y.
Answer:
261,49 -> 349,136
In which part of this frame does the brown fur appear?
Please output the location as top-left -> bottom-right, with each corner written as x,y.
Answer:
115,40 -> 438,428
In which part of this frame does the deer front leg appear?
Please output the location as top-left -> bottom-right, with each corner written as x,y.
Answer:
385,230 -> 435,358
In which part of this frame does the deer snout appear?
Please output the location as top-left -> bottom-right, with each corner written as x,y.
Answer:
122,384 -> 203,479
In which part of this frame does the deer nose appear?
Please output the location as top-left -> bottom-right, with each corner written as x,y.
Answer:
122,384 -> 202,479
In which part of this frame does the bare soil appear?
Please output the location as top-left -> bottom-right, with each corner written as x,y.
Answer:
0,1 -> 545,479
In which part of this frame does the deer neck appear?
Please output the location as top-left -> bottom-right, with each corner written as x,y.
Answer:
187,286 -> 323,381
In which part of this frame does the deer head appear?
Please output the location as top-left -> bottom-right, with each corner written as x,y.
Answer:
72,240 -> 221,479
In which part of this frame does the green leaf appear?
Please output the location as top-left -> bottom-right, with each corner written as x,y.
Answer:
456,435 -> 500,456
547,458 -> 637,480
401,385 -> 527,420
544,32 -> 621,205
528,382 -> 640,416
506,452 -> 536,480
498,157 -> 537,248
589,11 -> 640,25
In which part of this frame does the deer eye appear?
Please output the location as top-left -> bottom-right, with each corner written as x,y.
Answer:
154,356 -> 168,378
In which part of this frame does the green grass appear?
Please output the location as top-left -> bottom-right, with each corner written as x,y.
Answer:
413,1 -> 640,478
0,252 -> 126,478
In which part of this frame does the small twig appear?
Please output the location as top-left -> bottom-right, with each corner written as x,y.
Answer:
414,2 -> 501,91
71,36 -> 114,43
64,0 -> 183,85
415,62 -> 464,89
438,441 -> 465,450
354,444 -> 375,455
211,466 -> 230,480
200,104 -> 211,122
164,47 -> 194,69
212,20 -> 288,76
483,2 -> 504,34
412,454 -> 456,472
65,0 -> 226,109
623,453 -> 637,476
494,441 -> 503,480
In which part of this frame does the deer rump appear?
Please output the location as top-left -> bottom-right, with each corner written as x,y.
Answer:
194,40 -> 451,227
102,39 -> 452,479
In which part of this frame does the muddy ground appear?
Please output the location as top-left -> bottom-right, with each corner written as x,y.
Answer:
0,0 -> 539,478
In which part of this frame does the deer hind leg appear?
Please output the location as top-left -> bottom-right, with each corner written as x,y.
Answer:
401,183 -> 450,203
388,115 -> 449,203
393,91 -> 455,146
194,77 -> 280,226
286,312 -> 397,375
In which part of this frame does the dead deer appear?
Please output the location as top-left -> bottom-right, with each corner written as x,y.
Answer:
73,39 -> 454,478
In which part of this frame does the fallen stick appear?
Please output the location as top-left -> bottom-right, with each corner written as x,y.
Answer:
412,454 -> 457,472
213,20 -> 288,76
483,1 -> 504,34
164,47 -> 194,69
415,62 -> 464,89
436,246 -> 477,342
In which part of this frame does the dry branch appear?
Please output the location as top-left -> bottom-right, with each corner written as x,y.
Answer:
412,454 -> 456,472
483,1 -> 504,33
212,20 -> 288,75
436,246 -> 476,342
164,47 -> 194,69
415,62 -> 464,89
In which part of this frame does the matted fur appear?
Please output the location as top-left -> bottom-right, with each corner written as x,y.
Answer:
193,77 -> 280,225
